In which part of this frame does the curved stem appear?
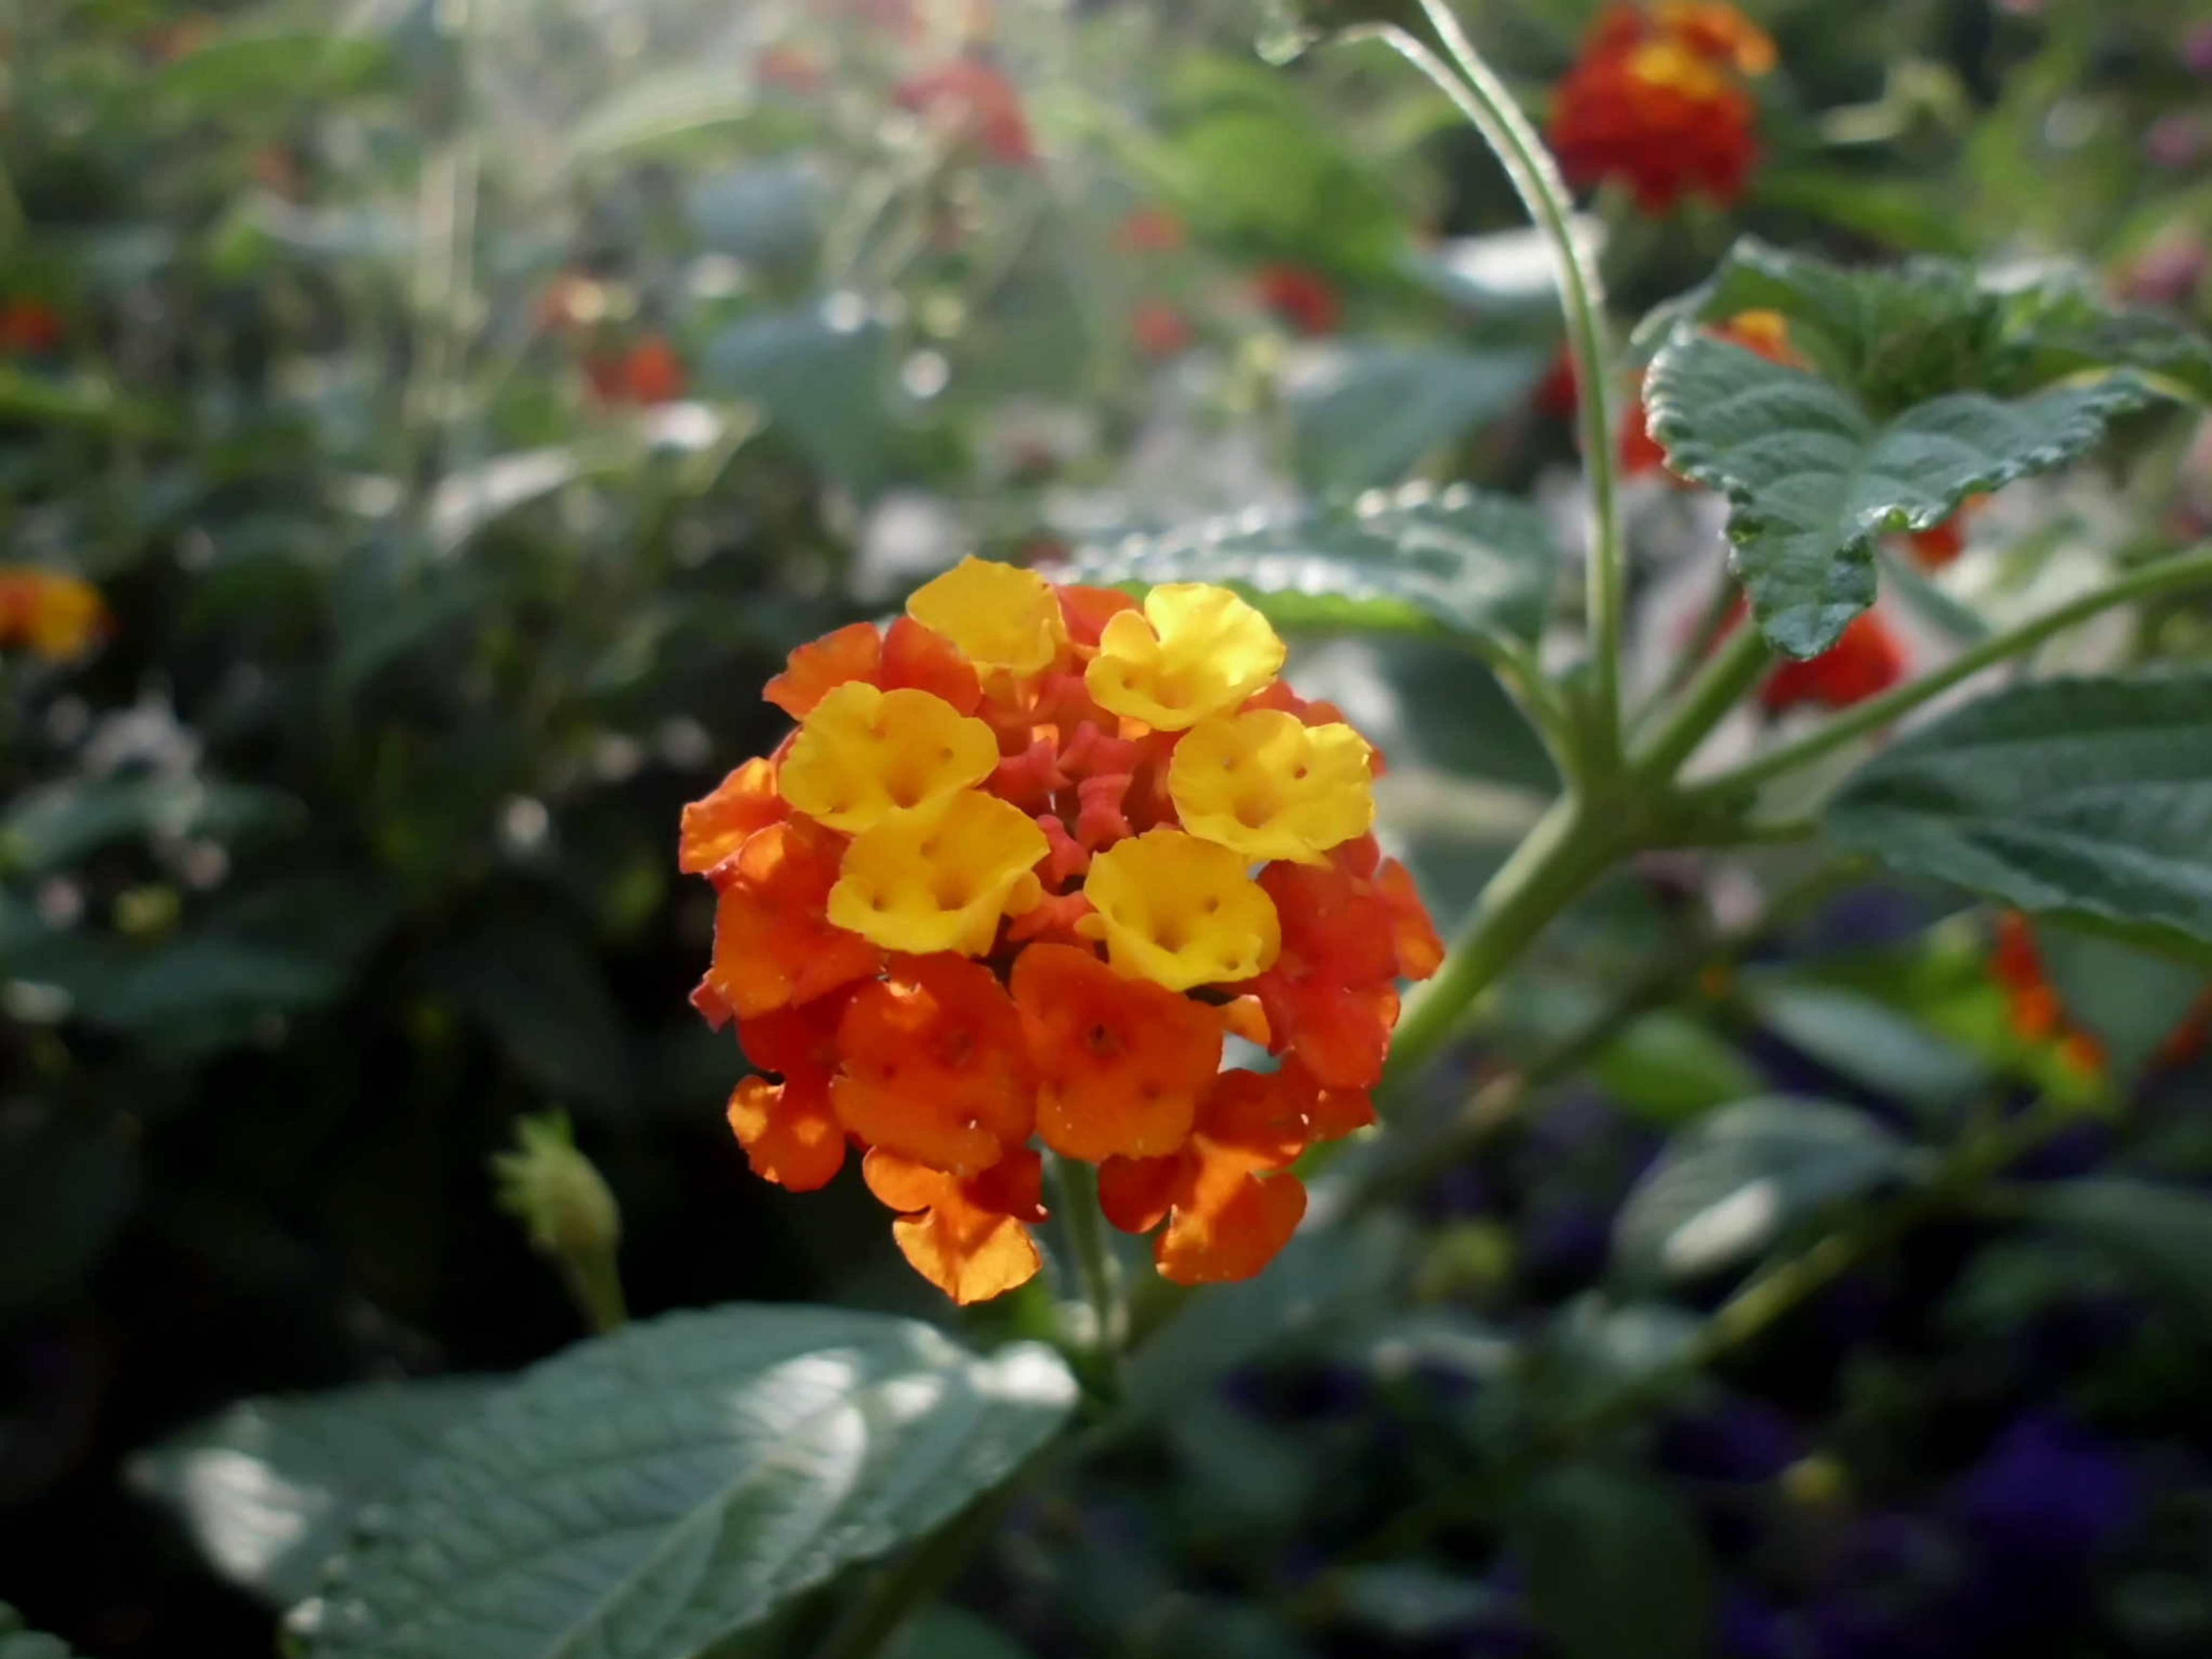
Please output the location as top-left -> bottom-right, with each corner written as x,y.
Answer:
1050,1154 -> 1123,1404
1358,4 -> 1625,758
1677,545 -> 2212,807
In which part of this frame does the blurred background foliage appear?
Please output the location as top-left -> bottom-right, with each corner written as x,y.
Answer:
5,0 -> 2212,1655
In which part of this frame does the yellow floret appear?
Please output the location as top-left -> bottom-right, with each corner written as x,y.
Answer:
23,574 -> 106,662
1079,829 -> 1281,991
778,682 -> 998,833
1627,38 -> 1729,98
829,791 -> 1047,956
1085,584 -> 1286,731
905,556 -> 1066,676
1168,711 -> 1375,866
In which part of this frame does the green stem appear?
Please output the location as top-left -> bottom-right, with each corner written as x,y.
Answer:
1050,1155 -> 1123,1403
1546,1093 -> 2087,1453
810,1491 -> 1011,1659
1632,622 -> 1771,782
1677,544 -> 2212,808
562,1248 -> 629,1336
1346,10 -> 1625,758
1382,794 -> 1619,1091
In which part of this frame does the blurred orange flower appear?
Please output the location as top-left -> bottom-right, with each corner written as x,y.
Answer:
0,567 -> 109,662
1549,2 -> 1774,214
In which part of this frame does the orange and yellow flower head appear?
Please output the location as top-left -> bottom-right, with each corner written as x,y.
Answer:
1548,2 -> 1775,215
0,566 -> 109,662
679,557 -> 1441,1303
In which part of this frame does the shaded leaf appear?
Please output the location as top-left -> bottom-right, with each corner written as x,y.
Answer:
1613,1098 -> 1916,1285
294,1306 -> 1075,1659
1590,1011 -> 1760,1126
130,1379 -> 500,1608
886,1608 -> 1040,1659
2033,927 -> 2209,1087
1286,343 -> 1547,492
1827,674 -> 2212,949
1059,487 -> 1557,649
1517,1465 -> 1713,1659
0,776 -> 303,875
2012,1178 -> 2212,1336
1745,979 -> 1989,1113
0,1604 -> 80,1659
0,1111 -> 138,1315
700,307 -> 892,497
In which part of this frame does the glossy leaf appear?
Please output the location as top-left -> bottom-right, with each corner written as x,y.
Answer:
1517,1464 -> 1713,1659
1827,674 -> 2212,949
293,1306 -> 1076,1659
1059,487 -> 1558,649
130,1380 -> 500,1608
1613,1098 -> 1916,1285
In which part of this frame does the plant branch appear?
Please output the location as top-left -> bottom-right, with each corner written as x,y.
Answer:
1050,1154 -> 1123,1405
1340,10 -> 1625,760
1677,544 -> 2212,808
1632,621 -> 1771,781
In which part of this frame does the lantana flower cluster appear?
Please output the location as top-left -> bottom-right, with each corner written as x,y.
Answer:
679,558 -> 1442,1303
1549,1 -> 1776,214
0,566 -> 108,662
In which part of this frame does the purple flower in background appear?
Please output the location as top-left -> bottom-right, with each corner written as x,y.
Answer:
2186,22 -> 2212,77
1661,1397 -> 1806,1484
2117,233 -> 2208,309
2148,114 -> 2209,170
1951,1412 -> 2143,1566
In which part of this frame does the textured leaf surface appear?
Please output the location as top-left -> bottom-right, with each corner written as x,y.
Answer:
1517,1465 -> 1712,1659
1059,487 -> 1557,649
295,1306 -> 1076,1659
131,1379 -> 499,1608
1646,335 -> 2153,656
1639,238 -> 2204,655
2014,1178 -> 2212,1335
1827,675 -> 2212,946
1613,1098 -> 1915,1285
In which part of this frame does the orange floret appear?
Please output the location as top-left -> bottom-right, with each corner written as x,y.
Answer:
1011,942 -> 1224,1161
765,622 -> 883,719
864,1146 -> 1046,1304
705,818 -> 882,1018
679,757 -> 787,876
1097,1069 -> 1318,1286
728,991 -> 854,1190
832,954 -> 1035,1175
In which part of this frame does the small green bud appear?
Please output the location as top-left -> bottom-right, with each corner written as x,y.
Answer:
493,1111 -> 622,1266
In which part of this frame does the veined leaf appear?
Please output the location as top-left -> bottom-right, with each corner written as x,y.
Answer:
1647,335 -> 2154,657
130,1379 -> 500,1608
1057,487 -> 1557,649
293,1306 -> 1076,1659
1640,239 -> 2206,655
1827,674 -> 2212,949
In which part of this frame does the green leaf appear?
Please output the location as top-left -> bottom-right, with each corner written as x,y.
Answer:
1058,487 -> 1558,649
1647,333 -> 2155,656
293,1306 -> 1076,1659
0,1111 -> 137,1315
1516,1465 -> 1713,1659
1744,979 -> 1989,1113
886,1608 -> 1039,1659
2032,927 -> 2209,1087
1329,1563 -> 1509,1640
1589,1010 -> 1760,1126
0,1603 -> 80,1659
1640,239 -> 2206,655
153,32 -> 390,107
129,1379 -> 501,1608
2012,1178 -> 2212,1336
1827,674 -> 2212,949
423,913 -> 636,1112
1613,1098 -> 1916,1285
1286,344 -> 1547,492
700,307 -> 892,498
